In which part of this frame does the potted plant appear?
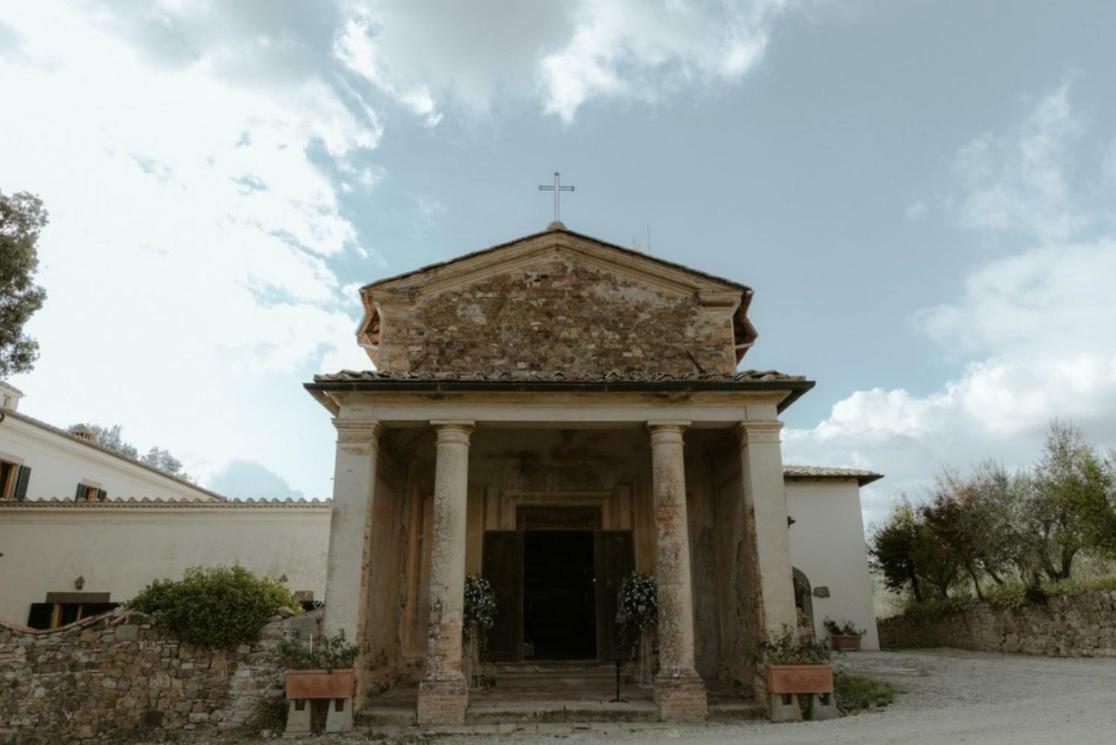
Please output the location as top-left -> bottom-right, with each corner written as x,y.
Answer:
823,619 -> 866,652
756,627 -> 833,721
616,571 -> 657,687
463,575 -> 497,689
278,630 -> 359,733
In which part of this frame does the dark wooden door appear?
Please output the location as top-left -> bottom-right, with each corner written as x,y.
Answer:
482,531 -> 523,661
594,530 -> 634,660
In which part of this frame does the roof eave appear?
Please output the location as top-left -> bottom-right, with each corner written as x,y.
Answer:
303,378 -> 815,413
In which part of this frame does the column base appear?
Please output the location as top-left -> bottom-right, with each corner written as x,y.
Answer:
654,674 -> 708,722
416,679 -> 468,725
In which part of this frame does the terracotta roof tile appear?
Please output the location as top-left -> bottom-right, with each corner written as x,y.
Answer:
783,465 -> 884,486
313,369 -> 808,384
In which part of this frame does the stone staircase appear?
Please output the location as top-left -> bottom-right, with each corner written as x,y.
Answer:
358,663 -> 765,727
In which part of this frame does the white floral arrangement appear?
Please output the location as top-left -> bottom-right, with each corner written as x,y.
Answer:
616,571 -> 657,632
463,574 -> 498,631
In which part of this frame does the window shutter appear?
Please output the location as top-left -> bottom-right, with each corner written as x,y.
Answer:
97,489 -> 107,502
13,466 -> 30,501
74,483 -> 85,501
27,603 -> 54,630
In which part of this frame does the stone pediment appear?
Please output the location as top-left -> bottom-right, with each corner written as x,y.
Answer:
357,225 -> 758,376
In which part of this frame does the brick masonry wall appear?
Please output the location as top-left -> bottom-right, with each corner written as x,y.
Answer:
377,255 -> 736,377
878,590 -> 1116,657
0,609 -> 292,744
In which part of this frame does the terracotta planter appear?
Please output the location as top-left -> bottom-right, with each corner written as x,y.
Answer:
766,663 -> 833,694
830,634 -> 862,652
285,669 -> 355,700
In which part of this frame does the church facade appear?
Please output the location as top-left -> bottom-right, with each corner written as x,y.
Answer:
306,223 -> 875,724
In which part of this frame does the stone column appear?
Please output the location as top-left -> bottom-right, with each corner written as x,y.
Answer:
648,421 -> 708,722
416,421 -> 474,725
322,420 -> 382,648
738,421 -> 798,682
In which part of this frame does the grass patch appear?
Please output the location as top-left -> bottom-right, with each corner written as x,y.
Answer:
834,673 -> 899,714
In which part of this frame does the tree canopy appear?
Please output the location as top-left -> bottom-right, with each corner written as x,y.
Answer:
69,422 -> 191,481
871,421 -> 1116,603
0,191 -> 48,377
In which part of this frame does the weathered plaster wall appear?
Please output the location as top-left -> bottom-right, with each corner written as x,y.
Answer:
878,591 -> 1116,657
362,451 -> 404,695
0,610 -> 294,744
711,450 -> 759,688
685,450 -> 722,680
0,504 -> 329,627
785,479 -> 880,651
375,254 -> 737,377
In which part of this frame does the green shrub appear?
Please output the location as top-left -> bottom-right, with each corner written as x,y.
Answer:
756,627 -> 830,664
823,618 -> 867,636
834,673 -> 899,714
278,630 -> 358,671
1045,574 -> 1116,596
128,565 -> 301,647
901,595 -> 978,621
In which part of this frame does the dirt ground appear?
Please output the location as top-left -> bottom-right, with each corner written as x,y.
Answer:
179,649 -> 1116,745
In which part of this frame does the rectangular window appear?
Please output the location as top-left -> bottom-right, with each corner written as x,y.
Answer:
74,482 -> 107,502
0,460 -> 29,501
27,593 -> 117,630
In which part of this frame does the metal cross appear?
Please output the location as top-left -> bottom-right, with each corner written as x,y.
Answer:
538,171 -> 575,223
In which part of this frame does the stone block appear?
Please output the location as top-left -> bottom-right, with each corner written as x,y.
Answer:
416,681 -> 468,725
285,700 -> 311,735
768,693 -> 803,723
654,676 -> 708,723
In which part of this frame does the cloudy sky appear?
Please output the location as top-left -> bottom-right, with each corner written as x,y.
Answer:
3,1 -> 1115,526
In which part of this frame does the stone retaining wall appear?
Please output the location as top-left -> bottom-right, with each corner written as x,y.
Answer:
878,590 -> 1116,657
0,609 -> 296,743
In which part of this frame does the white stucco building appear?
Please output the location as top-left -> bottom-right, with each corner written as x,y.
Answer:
0,381 -> 223,503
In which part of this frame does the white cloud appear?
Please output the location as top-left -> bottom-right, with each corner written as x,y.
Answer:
786,84 -> 1116,528
330,0 -> 798,124
950,82 -> 1093,242
539,0 -> 792,123
1,1 -> 376,496
904,200 -> 928,220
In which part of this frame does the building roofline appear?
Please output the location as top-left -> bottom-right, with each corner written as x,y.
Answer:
361,224 -> 752,293
783,464 -> 884,486
305,370 -> 814,414
0,381 -> 23,395
0,408 -> 229,502
0,497 -> 330,510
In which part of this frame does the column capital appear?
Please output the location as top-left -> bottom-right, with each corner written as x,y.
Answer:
431,420 -> 475,445
333,419 -> 383,444
647,420 -> 690,443
738,419 -> 782,445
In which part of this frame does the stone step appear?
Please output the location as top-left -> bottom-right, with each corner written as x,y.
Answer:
466,699 -> 660,724
357,704 -> 415,728
708,701 -> 768,721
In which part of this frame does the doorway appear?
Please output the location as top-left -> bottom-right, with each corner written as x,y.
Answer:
523,531 -> 597,659
482,506 -> 634,662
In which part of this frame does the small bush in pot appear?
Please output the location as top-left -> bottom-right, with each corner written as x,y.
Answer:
756,627 -> 833,696
279,630 -> 359,701
823,618 -> 867,651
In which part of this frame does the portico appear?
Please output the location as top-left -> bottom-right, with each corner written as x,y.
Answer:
307,380 -> 809,723
305,224 -> 814,724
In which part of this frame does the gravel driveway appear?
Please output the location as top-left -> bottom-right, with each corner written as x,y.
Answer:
181,649 -> 1116,745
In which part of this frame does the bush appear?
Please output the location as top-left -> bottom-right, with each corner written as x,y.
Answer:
823,618 -> 867,636
756,627 -> 830,665
900,595 -> 978,621
278,630 -> 358,671
463,575 -> 498,631
129,565 -> 300,647
834,673 -> 899,714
